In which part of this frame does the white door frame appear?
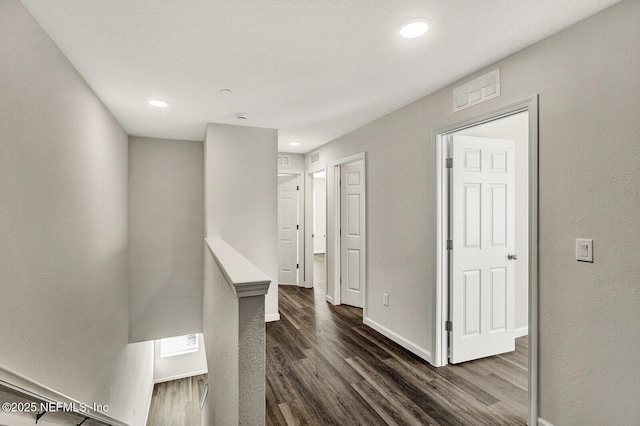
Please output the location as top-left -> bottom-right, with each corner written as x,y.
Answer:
433,96 -> 539,426
277,169 -> 306,287
305,165 -> 328,290
331,152 -> 366,315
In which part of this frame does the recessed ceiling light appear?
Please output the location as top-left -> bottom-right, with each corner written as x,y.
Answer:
289,141 -> 301,146
220,89 -> 233,94
400,19 -> 429,38
148,100 -> 168,108
236,113 -> 248,120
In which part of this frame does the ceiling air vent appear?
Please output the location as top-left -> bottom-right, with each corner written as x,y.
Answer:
453,69 -> 500,112
277,155 -> 290,166
310,151 -> 320,164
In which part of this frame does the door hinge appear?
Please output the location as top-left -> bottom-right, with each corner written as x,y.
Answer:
445,158 -> 453,169
445,320 -> 453,332
297,263 -> 299,269
297,224 -> 299,230
297,185 -> 299,191
446,240 -> 453,250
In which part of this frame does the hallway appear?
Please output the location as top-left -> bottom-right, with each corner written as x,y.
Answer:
266,278 -> 527,425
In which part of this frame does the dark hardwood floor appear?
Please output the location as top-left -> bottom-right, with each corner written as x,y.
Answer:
267,256 -> 527,426
147,374 -> 206,426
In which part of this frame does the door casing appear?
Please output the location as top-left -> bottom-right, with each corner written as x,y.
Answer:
433,96 -> 539,426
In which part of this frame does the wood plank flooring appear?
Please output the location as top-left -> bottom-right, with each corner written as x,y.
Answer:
147,374 -> 206,426
267,260 -> 527,426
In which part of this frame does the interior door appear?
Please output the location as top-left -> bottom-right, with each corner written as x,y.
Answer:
450,135 -> 516,364
278,175 -> 298,285
340,162 -> 365,308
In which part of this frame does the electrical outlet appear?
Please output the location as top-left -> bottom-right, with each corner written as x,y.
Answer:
383,293 -> 389,306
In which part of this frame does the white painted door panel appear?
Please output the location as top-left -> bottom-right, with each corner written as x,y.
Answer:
450,135 -> 516,364
278,175 -> 298,285
340,162 -> 364,308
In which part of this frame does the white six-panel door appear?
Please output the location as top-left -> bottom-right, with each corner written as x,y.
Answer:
450,135 -> 516,364
340,162 -> 365,308
278,175 -> 298,285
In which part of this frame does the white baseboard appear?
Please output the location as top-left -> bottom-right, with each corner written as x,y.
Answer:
364,317 -> 432,364
326,294 -> 334,304
515,326 -> 529,338
313,250 -> 326,254
154,369 -> 208,384
265,312 -> 280,322
538,418 -> 554,426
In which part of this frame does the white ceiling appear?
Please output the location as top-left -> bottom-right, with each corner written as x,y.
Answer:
22,0 -> 619,154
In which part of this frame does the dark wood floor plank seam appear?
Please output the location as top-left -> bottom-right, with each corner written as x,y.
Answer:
346,357 -> 445,426
267,264 -> 527,426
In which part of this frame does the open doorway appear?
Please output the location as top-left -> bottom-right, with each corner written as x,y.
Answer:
434,97 -> 538,425
311,170 -> 327,289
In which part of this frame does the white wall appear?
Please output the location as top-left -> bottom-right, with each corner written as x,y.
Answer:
456,111 -> 529,332
128,136 -> 204,342
313,177 -> 327,253
153,334 -> 208,383
305,1 -> 640,423
0,2 -> 153,425
205,123 -> 279,321
278,152 -> 305,171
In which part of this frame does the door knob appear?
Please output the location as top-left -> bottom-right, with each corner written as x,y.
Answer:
508,253 -> 518,260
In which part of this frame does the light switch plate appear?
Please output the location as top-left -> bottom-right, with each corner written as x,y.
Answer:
576,239 -> 593,262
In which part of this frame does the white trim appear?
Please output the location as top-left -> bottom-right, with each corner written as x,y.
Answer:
432,96 -> 539,426
265,313 -> 281,322
325,294 -> 333,303
434,133 -> 448,367
0,363 -> 129,426
277,169 -> 306,287
205,237 -> 271,297
364,317 -> 432,364
538,418 -> 555,426
153,370 -> 209,384
332,152 -> 367,314
515,326 -> 529,338
332,165 -> 341,305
